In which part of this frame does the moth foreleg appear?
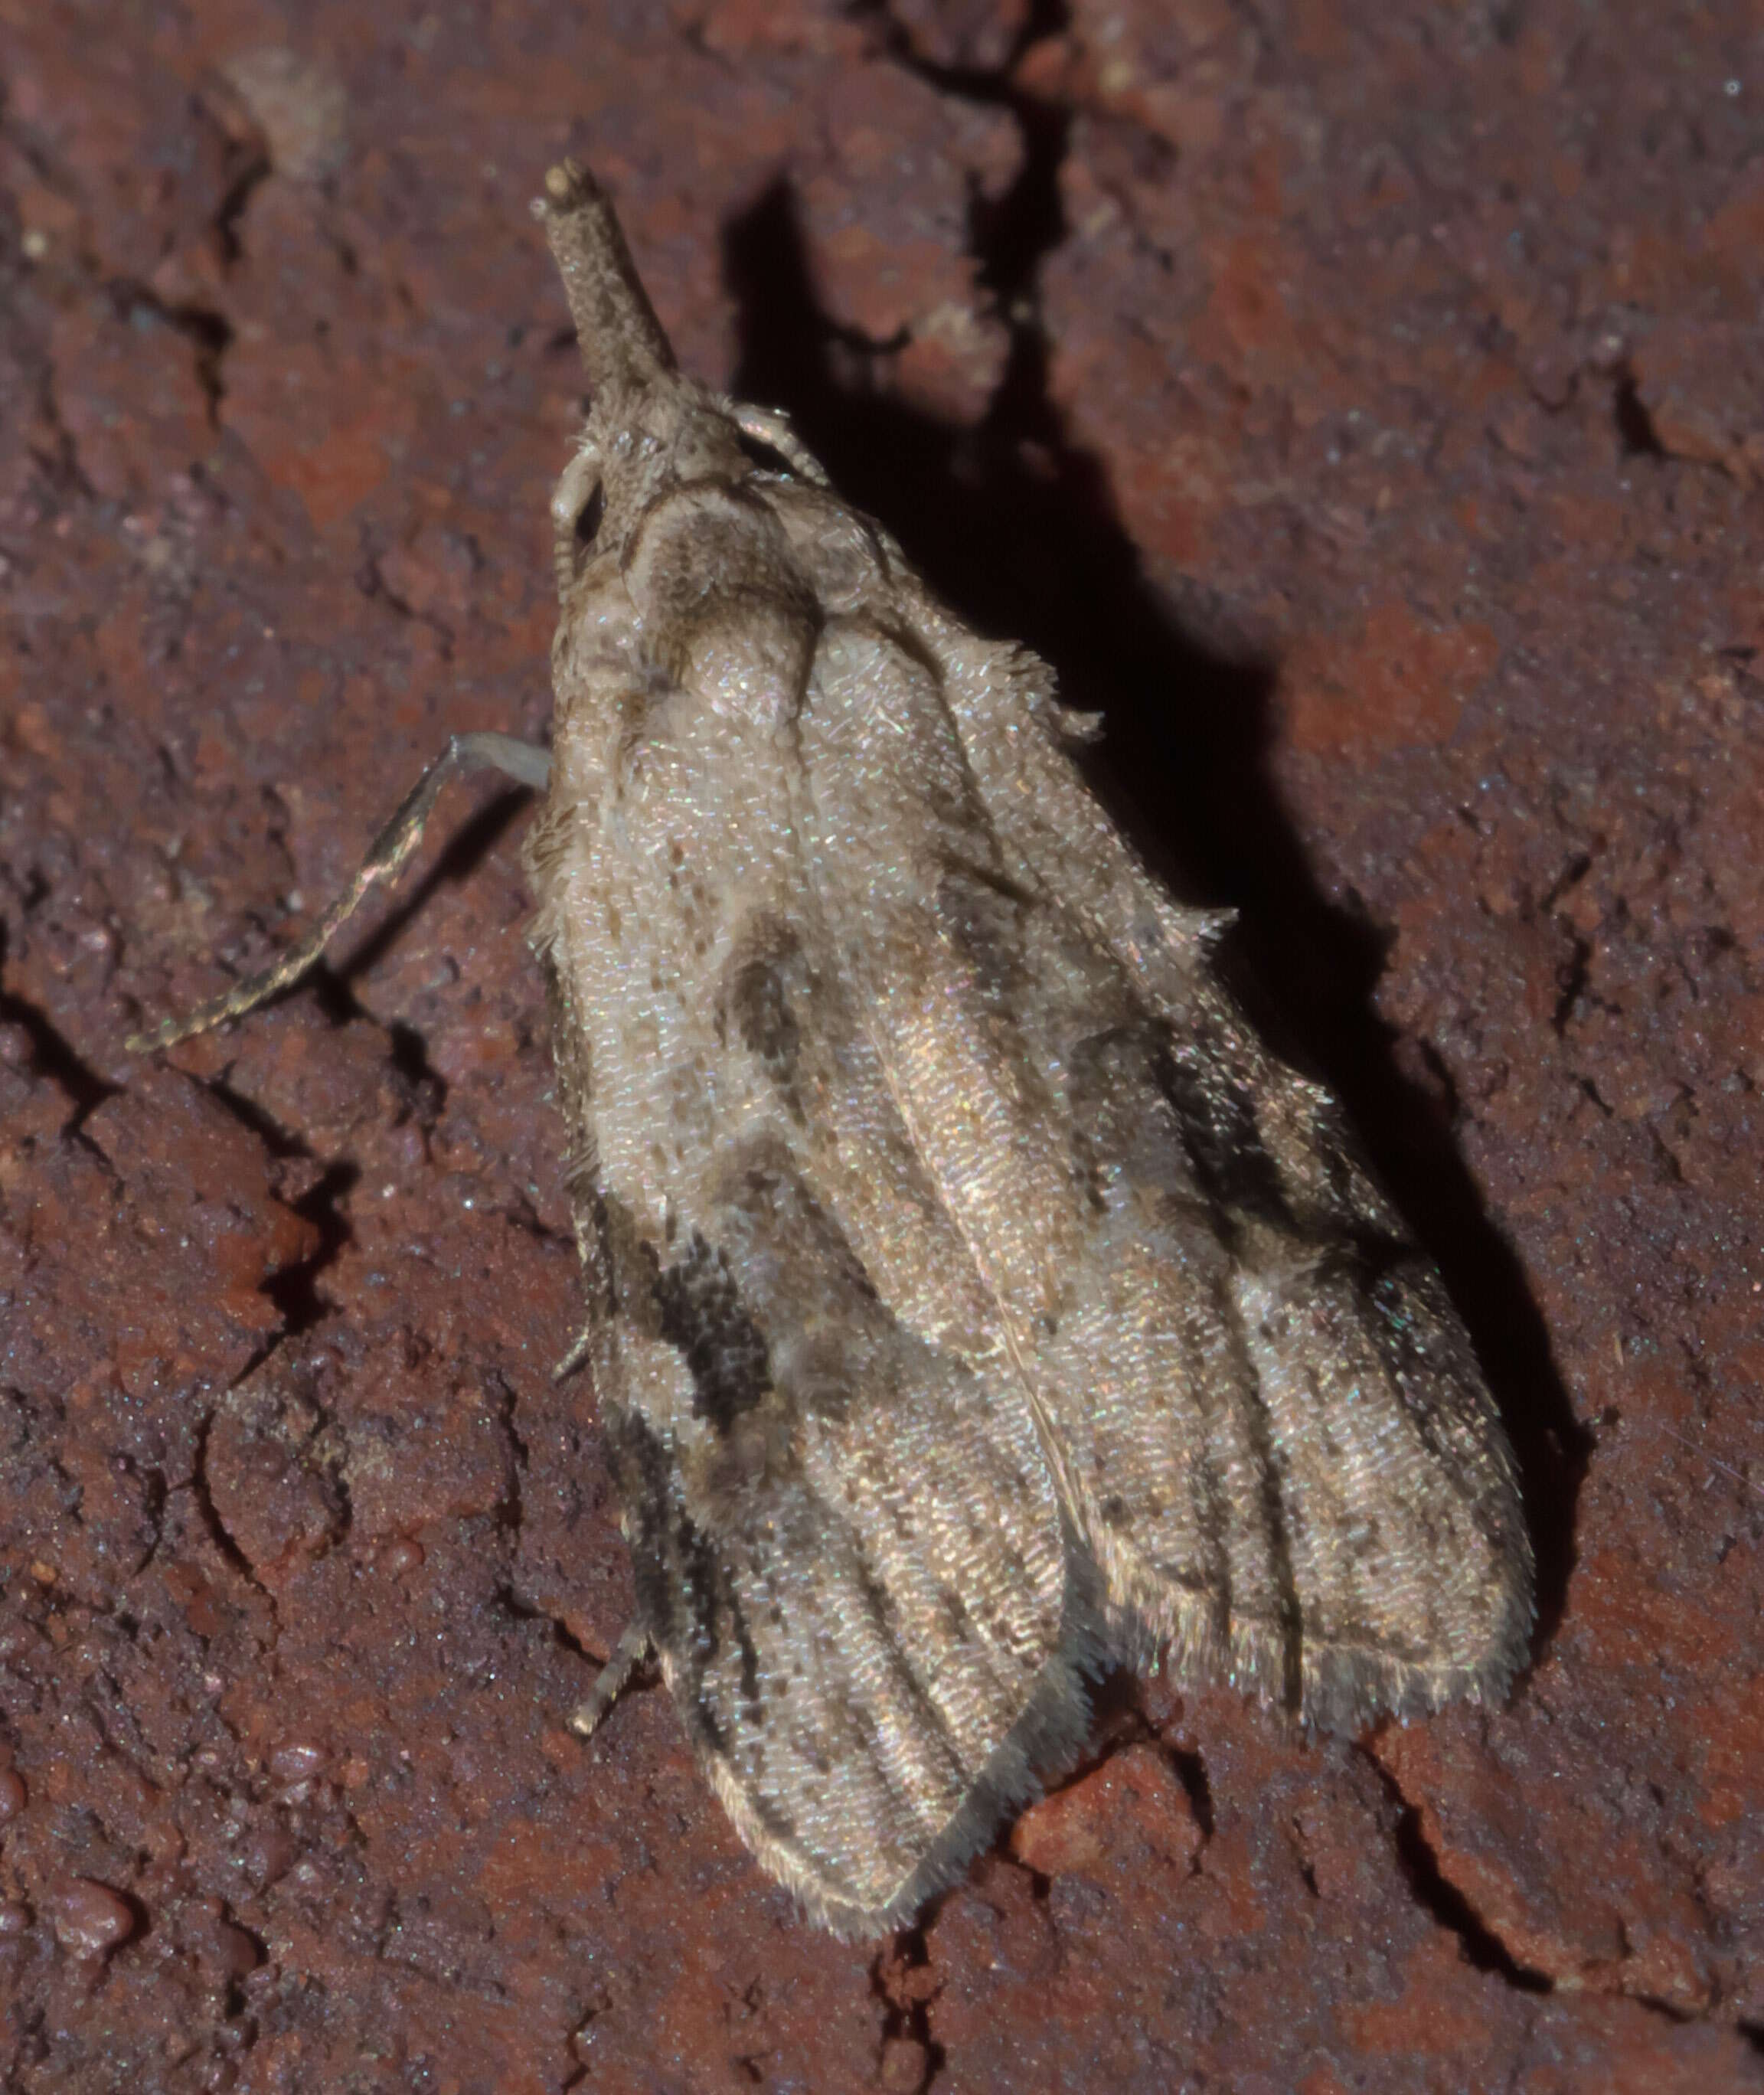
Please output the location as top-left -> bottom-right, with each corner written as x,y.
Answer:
727,401 -> 830,486
568,1619 -> 652,1741
127,730 -> 550,1053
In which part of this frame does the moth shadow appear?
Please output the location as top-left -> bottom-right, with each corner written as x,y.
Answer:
723,181 -> 1585,1662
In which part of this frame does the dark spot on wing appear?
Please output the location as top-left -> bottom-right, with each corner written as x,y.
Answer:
936,861 -> 1034,1008
613,1410 -> 687,1654
1155,1034 -> 1294,1225
654,1230 -> 773,1434
1067,1022 -> 1209,1212
612,1409 -> 763,1724
726,950 -> 800,1080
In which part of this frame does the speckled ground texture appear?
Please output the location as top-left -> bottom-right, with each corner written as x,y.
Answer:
1,2 -> 1760,2090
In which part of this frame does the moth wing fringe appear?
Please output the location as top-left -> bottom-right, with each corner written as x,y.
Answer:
683,1574 -> 1110,1942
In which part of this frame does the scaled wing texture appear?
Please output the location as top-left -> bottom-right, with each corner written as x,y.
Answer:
526,163 -> 1532,1936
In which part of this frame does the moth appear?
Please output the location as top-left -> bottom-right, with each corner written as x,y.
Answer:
131,163 -> 1534,1937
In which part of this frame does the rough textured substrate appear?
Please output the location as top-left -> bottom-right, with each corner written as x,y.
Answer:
2,3 -> 1760,2090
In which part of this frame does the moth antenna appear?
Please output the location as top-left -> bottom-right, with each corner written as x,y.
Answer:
534,161 -> 676,396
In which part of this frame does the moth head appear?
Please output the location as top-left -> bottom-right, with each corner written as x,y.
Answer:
539,165 -> 763,600
550,384 -> 751,602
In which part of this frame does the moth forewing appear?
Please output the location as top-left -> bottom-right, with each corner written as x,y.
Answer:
129,159 -> 1533,1938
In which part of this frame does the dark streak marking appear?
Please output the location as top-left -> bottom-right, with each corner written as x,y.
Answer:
727,951 -> 801,1080
654,1230 -> 773,1434
1156,1035 -> 1294,1226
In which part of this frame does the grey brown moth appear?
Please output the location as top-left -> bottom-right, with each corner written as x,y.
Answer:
130,162 -> 1534,1938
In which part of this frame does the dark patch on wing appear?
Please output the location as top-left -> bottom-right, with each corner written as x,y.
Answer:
725,949 -> 801,1080
1155,1033 -> 1295,1226
713,1137 -> 893,1424
612,1408 -> 690,1659
1067,1023 -> 1196,1214
612,1410 -> 764,1729
934,861 -> 1035,1009
654,1230 -> 773,1433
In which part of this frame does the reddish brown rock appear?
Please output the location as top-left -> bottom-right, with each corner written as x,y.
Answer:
1628,315 -> 1764,487
1011,1741 -> 1204,1885
47,1878 -> 136,1959
2,0 -> 1760,2087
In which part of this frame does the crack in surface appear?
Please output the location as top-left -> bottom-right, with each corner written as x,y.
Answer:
1367,1753 -> 1553,1995
0,922 -> 121,1132
355,548 -> 458,655
0,983 -> 119,1136
872,1920 -> 946,2095
190,1412 -> 279,1618
1612,368 -> 1668,461
208,139 -> 272,271
111,282 -> 236,427
3,90 -> 252,443
190,1070 -> 358,1342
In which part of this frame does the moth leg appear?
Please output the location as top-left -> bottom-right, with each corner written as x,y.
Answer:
550,1320 -> 595,1384
568,1619 -> 652,1740
127,731 -> 551,1054
728,401 -> 830,485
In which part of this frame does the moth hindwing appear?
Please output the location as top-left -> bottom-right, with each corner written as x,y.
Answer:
131,160 -> 1534,1940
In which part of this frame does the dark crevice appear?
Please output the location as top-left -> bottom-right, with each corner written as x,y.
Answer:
1163,1744 -> 1214,1842
191,1411 -> 276,1605
1552,930 -> 1592,1035
25,352 -> 97,500
872,1923 -> 946,2095
195,1070 -> 309,1159
1612,372 -> 1665,459
1540,848 -> 1593,912
355,551 -> 457,655
0,973 -> 120,1139
1367,1757 -> 1552,1992
501,1587 -> 658,1708
261,1161 -> 357,1335
495,1586 -> 590,1658
168,783 -> 525,1147
1645,1124 -> 1687,1188
213,147 -> 272,269
114,283 -> 235,425
859,0 -> 1069,97
487,1370 -> 524,1534
184,1069 -> 356,1335
386,1018 -> 447,1126
724,43 -> 1584,1676
1393,1801 -> 1552,1989
495,1187 -> 576,1252
1577,1074 -> 1615,1118
1413,1036 -> 1462,1124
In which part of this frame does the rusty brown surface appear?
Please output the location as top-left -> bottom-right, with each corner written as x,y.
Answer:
1,2 -> 1760,2090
